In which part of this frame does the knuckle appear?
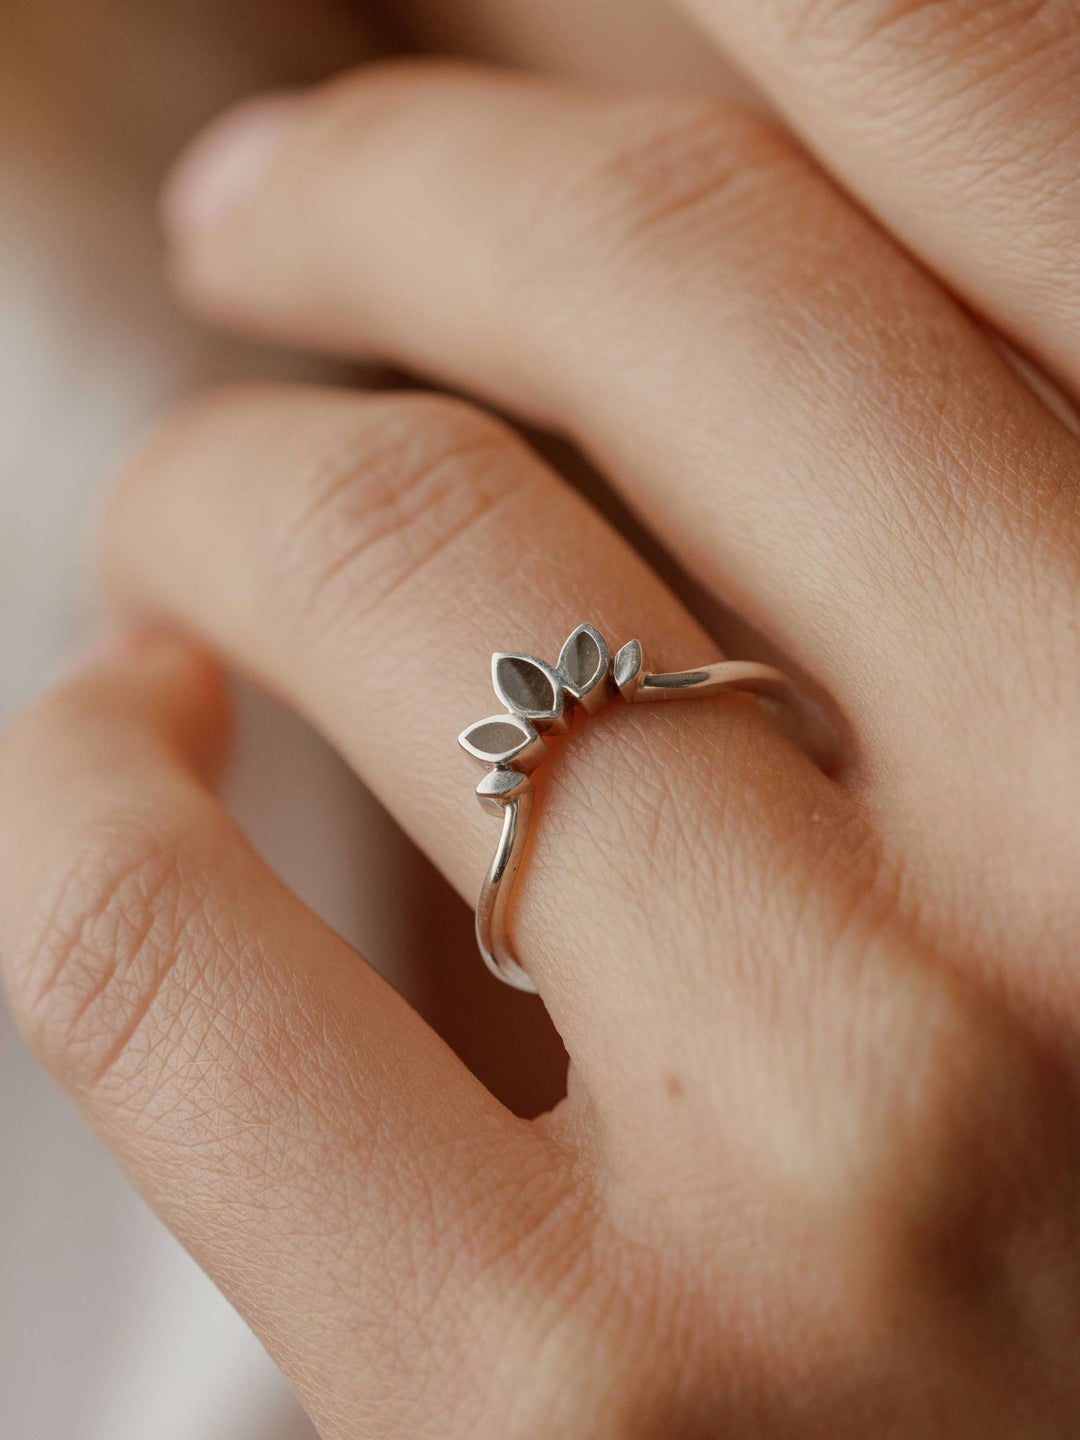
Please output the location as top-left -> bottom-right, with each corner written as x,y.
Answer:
309,58 -> 467,165
527,95 -> 795,275
10,810 -> 211,1091
261,395 -> 526,633
774,0 -> 1070,68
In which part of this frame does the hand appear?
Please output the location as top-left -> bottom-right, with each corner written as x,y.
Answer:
5,8 -> 1080,1435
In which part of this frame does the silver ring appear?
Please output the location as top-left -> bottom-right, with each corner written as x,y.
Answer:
459,625 -> 825,993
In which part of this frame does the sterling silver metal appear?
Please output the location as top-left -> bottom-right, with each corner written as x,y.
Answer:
458,625 -> 817,993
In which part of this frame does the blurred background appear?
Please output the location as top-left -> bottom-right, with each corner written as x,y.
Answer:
0,3 -> 742,1436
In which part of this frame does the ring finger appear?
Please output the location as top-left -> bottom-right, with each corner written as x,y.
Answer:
103,382 -> 937,1185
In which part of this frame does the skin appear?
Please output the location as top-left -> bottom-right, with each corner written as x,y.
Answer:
3,6 -> 1080,1438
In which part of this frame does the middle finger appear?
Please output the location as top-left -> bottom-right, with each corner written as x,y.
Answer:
164,65 -> 1080,995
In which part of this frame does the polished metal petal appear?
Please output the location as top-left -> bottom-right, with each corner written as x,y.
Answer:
475,766 -> 533,816
491,652 -> 569,734
458,714 -> 547,772
613,639 -> 646,701
556,623 -> 613,714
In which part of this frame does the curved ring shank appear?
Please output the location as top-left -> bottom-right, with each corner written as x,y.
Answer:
476,789 -> 538,992
634,659 -> 790,702
473,657 -> 827,993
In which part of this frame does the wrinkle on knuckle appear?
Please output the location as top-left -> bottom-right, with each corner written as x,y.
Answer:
12,811 -> 215,1092
263,398 -> 527,637
774,0 -> 1071,64
520,96 -> 794,286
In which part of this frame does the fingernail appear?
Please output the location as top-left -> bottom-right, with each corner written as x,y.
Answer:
160,94 -> 301,236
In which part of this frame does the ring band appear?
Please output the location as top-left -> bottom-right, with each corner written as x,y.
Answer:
459,625 -> 824,993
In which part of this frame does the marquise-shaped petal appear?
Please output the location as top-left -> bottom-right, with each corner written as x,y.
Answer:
556,624 -> 612,714
491,653 -> 569,734
613,639 -> 646,701
458,714 -> 547,773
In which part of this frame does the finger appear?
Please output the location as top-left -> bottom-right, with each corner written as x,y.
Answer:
159,65 -> 1080,1000
102,383 -> 991,1210
0,634 -> 584,1437
393,0 -> 746,91
668,0 -> 1080,395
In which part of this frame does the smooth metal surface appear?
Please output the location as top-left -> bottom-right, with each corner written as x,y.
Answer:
475,789 -> 538,992
459,625 -> 825,992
